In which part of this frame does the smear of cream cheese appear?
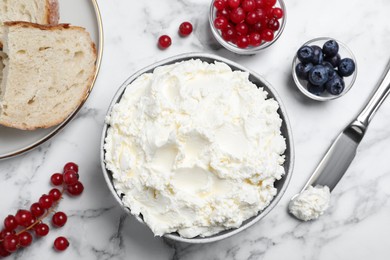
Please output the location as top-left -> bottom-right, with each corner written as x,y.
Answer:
104,59 -> 286,238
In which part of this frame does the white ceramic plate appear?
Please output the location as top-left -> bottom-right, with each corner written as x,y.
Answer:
0,0 -> 103,159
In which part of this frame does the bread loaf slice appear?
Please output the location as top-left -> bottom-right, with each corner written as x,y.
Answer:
0,0 -> 59,48
0,21 -> 97,130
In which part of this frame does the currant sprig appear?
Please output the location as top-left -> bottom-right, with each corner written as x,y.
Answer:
0,162 -> 83,257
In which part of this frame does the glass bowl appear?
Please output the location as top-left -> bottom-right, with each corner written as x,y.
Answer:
292,37 -> 358,101
209,0 -> 286,55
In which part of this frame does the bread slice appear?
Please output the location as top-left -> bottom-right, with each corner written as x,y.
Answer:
0,0 -> 59,48
0,21 -> 97,130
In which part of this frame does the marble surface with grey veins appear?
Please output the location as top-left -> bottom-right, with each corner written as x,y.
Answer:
1,0 -> 390,259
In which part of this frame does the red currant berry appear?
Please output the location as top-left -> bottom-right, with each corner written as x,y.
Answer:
254,0 -> 265,8
179,21 -> 193,36
246,11 -> 259,25
3,234 -> 19,253
67,181 -> 84,196
39,194 -> 53,209
236,35 -> 250,48
0,243 -> 11,257
271,7 -> 283,19
221,27 -> 236,41
235,23 -> 249,36
267,18 -> 280,30
4,215 -> 18,231
18,231 -> 33,247
261,28 -> 274,41
63,170 -> 79,186
158,35 -> 172,49
54,236 -> 69,251
52,212 -> 67,227
214,0 -> 227,10
216,8 -> 230,18
214,16 -> 229,30
15,210 -> 33,227
0,230 -> 15,240
30,203 -> 45,218
35,223 -> 50,237
63,162 -> 79,173
242,0 -> 256,12
249,32 -> 262,46
230,7 -> 246,24
51,173 -> 63,186
251,22 -> 264,32
49,188 -> 62,202
228,0 -> 241,9
264,0 -> 276,7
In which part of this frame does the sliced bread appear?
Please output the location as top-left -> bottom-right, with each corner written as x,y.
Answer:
0,0 -> 59,48
0,21 -> 97,130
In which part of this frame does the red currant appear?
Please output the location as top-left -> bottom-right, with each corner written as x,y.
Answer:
35,223 -> 49,237
52,212 -> 67,227
236,35 -> 250,48
30,203 -> 45,218
242,0 -> 256,12
4,215 -> 18,231
251,22 -> 264,32
261,28 -> 274,41
255,8 -> 267,22
2,234 -> 19,253
0,230 -> 15,240
246,11 -> 259,25
49,188 -> 62,202
216,8 -> 230,18
67,181 -> 84,196
0,243 -> 11,257
15,210 -> 33,227
18,231 -> 33,247
249,32 -> 262,46
63,162 -> 79,173
179,22 -> 193,36
158,35 -> 172,49
228,0 -> 241,9
264,0 -> 276,7
63,170 -> 79,186
254,0 -> 265,8
54,236 -> 69,251
235,23 -> 249,36
271,7 -> 283,19
267,18 -> 280,30
214,0 -> 227,10
229,7 -> 246,24
221,27 -> 236,41
39,194 -> 53,209
214,16 -> 229,30
51,173 -> 63,186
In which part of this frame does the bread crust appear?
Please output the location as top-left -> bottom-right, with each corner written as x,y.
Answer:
47,0 -> 60,24
0,22 -> 98,130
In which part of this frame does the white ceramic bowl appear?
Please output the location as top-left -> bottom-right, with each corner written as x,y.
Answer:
100,53 -> 294,243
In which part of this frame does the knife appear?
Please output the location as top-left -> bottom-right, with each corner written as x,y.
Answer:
302,59 -> 390,192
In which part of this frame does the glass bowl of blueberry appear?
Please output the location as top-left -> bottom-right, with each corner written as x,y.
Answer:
209,0 -> 286,55
292,37 -> 357,101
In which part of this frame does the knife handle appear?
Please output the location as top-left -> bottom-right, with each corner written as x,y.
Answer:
356,60 -> 390,131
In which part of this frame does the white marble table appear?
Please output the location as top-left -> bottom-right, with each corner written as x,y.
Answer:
2,0 -> 390,259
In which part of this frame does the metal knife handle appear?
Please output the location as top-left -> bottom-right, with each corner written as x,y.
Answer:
356,60 -> 390,131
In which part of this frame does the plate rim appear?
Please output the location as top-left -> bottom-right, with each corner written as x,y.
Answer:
0,0 -> 104,160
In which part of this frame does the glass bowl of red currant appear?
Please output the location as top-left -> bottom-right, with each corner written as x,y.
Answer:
209,0 -> 286,55
292,37 -> 357,101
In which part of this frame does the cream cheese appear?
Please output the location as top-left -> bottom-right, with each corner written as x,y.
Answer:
289,185 -> 331,221
104,59 -> 286,238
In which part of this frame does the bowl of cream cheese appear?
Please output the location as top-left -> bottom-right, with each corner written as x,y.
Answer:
100,52 -> 294,243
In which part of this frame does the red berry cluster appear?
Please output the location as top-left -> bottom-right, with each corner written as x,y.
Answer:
0,162 -> 84,257
213,0 -> 284,48
158,21 -> 194,49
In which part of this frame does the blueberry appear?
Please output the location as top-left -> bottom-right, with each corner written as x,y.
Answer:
338,58 -> 355,77
307,82 -> 325,96
311,45 -> 324,65
322,61 -> 336,79
308,65 -> 329,86
325,53 -> 341,67
325,75 -> 345,95
297,46 -> 314,64
295,62 -> 314,80
322,40 -> 339,58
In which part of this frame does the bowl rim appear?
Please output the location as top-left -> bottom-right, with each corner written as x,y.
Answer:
291,36 -> 358,101
208,0 -> 287,55
100,52 -> 294,244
